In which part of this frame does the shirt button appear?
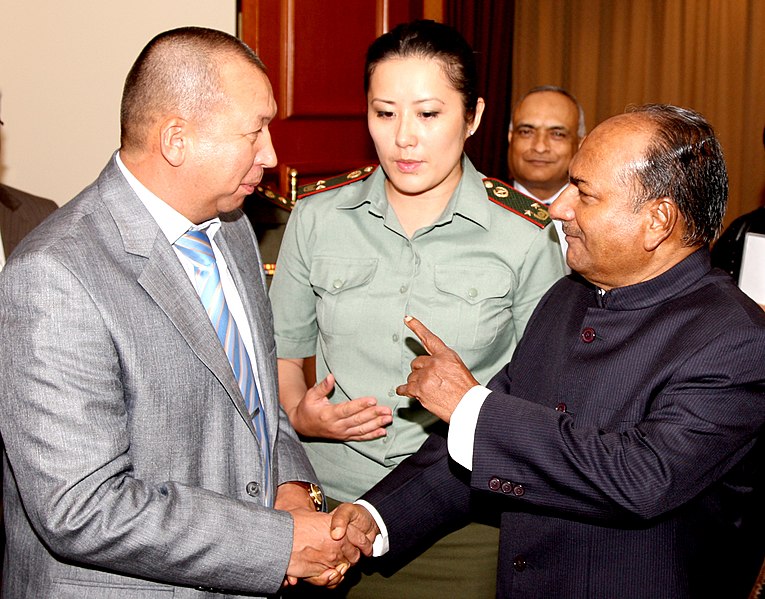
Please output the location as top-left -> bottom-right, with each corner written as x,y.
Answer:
513,484 -> 525,497
555,403 -> 567,412
580,327 -> 596,343
501,481 -> 514,494
245,481 -> 260,497
399,285 -> 408,294
513,555 -> 527,572
332,279 -> 344,289
488,477 -> 501,491
388,388 -> 395,397
392,334 -> 399,342
467,287 -> 478,299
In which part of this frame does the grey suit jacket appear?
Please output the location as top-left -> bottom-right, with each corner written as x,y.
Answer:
0,156 -> 317,598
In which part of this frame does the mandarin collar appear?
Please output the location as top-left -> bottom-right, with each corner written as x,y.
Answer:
594,247 -> 711,310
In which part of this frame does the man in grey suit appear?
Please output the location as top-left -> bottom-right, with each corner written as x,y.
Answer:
0,27 -> 365,598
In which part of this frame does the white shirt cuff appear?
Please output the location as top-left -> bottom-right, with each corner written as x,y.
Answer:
447,385 -> 491,470
354,499 -> 389,556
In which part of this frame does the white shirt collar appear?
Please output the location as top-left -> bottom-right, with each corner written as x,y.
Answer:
115,152 -> 221,243
512,181 -> 568,206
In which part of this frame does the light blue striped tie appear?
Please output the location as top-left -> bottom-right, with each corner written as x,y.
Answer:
175,228 -> 272,506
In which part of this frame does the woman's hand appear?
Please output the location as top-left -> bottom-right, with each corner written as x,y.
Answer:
290,374 -> 393,441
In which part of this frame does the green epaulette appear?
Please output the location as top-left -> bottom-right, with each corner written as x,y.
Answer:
298,165 -> 378,199
483,178 -> 552,228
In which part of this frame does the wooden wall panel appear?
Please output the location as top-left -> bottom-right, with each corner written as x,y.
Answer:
240,0 -> 428,194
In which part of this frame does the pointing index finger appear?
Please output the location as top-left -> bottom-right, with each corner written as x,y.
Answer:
403,315 -> 447,355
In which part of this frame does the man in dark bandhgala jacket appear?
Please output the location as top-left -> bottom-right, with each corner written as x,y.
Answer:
333,104 -> 765,599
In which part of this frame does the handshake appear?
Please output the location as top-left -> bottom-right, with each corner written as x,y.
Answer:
277,483 -> 380,588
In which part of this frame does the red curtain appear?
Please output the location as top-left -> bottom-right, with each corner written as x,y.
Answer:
445,0 -> 516,181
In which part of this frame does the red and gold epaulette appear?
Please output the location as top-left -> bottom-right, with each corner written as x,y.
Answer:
298,165 -> 378,199
252,184 -> 294,210
482,178 -> 551,228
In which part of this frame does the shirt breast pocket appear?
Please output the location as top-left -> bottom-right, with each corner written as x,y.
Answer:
310,257 -> 378,336
432,265 -> 513,349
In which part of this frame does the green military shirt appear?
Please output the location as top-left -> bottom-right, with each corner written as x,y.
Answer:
270,156 -> 565,501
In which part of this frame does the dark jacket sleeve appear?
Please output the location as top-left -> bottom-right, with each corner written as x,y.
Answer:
361,430 -> 473,560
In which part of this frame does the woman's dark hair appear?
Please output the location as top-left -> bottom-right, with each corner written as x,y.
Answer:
364,20 -> 479,122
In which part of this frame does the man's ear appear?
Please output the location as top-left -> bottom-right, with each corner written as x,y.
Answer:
159,117 -> 188,167
644,197 -> 678,252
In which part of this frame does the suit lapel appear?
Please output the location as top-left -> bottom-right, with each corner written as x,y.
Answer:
98,156 -> 259,436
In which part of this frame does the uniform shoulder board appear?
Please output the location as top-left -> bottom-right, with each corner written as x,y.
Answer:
298,165 -> 378,199
252,184 -> 294,210
483,178 -> 552,229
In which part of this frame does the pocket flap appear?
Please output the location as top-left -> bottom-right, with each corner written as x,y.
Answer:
310,257 -> 378,295
434,265 -> 512,305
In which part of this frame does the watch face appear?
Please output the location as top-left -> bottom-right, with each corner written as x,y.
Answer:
309,484 -> 324,510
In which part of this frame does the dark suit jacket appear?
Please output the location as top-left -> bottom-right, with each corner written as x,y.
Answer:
0,183 -> 57,259
0,156 -> 316,598
365,249 -> 765,599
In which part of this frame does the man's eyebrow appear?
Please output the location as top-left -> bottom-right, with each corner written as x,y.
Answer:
515,123 -> 570,132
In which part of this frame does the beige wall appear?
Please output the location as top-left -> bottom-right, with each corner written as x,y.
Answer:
0,1 -> 236,205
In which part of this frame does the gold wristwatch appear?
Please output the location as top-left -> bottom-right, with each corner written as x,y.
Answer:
295,482 -> 324,511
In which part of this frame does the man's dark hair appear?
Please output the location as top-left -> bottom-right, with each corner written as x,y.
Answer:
120,27 -> 265,151
627,103 -> 728,246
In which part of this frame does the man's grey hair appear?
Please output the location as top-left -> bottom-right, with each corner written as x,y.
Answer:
509,85 -> 586,139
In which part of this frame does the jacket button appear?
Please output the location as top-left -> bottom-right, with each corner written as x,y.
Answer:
580,327 -> 596,343
513,484 -> 525,497
488,477 -> 501,491
501,481 -> 514,494
555,402 -> 567,412
246,481 -> 260,497
513,555 -> 527,572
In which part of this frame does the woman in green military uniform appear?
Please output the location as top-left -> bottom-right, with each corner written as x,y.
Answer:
271,20 -> 565,598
